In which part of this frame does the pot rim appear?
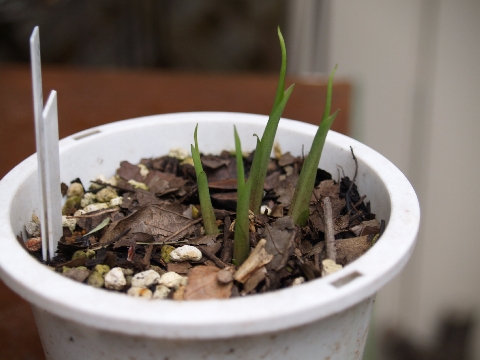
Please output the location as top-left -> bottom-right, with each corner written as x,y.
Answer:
0,112 -> 420,339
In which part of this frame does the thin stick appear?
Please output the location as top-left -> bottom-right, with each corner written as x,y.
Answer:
345,147 -> 358,213
198,247 -> 227,269
323,197 -> 336,262
162,217 -> 203,243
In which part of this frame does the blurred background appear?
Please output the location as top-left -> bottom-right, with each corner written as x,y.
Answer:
1,0 -> 480,359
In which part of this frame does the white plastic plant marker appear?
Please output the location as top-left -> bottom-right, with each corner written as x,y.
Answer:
42,91 -> 62,259
30,26 -> 48,260
30,26 -> 62,260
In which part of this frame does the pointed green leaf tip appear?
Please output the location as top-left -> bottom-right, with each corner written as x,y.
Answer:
248,27 -> 295,214
289,65 -> 339,226
232,126 -> 250,266
191,124 -> 218,235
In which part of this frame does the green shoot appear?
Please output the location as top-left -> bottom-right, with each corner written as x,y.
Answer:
288,65 -> 339,226
232,126 -> 251,265
191,124 -> 218,235
248,27 -> 295,214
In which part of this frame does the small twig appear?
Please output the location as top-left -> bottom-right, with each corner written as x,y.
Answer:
323,197 -> 336,262
67,207 -> 119,219
91,227 -> 131,249
143,244 -> 154,266
379,219 -> 386,237
220,216 -> 234,263
162,217 -> 203,243
345,147 -> 358,212
314,252 -> 320,269
198,247 -> 228,269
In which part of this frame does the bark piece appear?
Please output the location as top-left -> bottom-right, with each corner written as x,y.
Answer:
234,239 -> 273,283
242,266 -> 267,294
63,267 -> 90,282
323,197 -> 336,262
117,161 -> 144,182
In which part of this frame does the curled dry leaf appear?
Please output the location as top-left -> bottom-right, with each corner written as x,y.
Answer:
184,265 -> 233,300
350,219 -> 380,236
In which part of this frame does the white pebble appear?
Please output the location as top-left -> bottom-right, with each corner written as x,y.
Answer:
158,272 -> 187,289
105,267 -> 127,291
322,259 -> 343,277
25,220 -> 41,237
80,192 -> 97,208
153,285 -> 171,299
84,202 -> 109,213
260,205 -> 272,215
109,196 -> 123,207
168,147 -> 189,160
170,245 -> 202,262
292,277 -> 305,286
131,270 -> 161,288
62,216 -> 77,232
96,187 -> 118,203
67,183 -> 84,197
137,164 -> 150,177
127,287 -> 153,299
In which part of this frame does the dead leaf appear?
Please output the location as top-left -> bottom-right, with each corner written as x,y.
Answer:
184,266 -> 233,300
99,204 -> 193,243
312,180 -> 340,200
336,235 -> 371,265
261,216 -> 296,271
350,219 -> 380,236
274,173 -> 298,206
167,262 -> 192,275
264,171 -> 281,191
310,197 -> 347,234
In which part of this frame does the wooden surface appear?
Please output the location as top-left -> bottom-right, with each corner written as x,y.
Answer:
0,64 -> 350,359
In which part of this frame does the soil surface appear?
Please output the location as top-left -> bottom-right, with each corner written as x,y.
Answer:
22,148 -> 383,300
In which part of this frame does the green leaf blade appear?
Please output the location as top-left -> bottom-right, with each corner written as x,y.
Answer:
191,125 -> 218,235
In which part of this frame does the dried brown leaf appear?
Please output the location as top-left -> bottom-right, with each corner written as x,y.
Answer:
336,235 -> 371,265
184,265 -> 233,300
261,216 -> 296,271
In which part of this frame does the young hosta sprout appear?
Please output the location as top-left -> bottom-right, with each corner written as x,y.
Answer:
248,27 -> 295,214
232,126 -> 251,266
191,124 -> 218,235
288,65 -> 339,226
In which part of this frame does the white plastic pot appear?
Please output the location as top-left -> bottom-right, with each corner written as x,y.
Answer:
0,112 -> 420,360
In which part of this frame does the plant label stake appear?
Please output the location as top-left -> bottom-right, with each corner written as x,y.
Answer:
30,27 -> 62,260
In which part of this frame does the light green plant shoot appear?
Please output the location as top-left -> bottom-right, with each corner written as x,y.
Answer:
232,126 -> 251,265
288,65 -> 339,226
248,27 -> 295,214
191,124 -> 218,235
